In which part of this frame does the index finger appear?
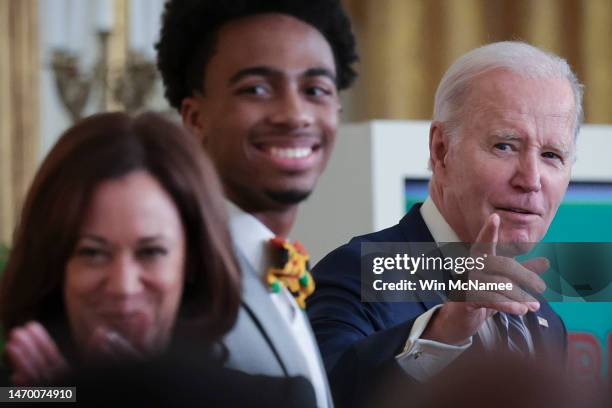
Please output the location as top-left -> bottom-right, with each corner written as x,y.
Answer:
471,213 -> 500,256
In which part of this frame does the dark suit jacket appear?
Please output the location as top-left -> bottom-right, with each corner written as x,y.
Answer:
1,341 -> 317,408
307,204 -> 567,407
71,354 -> 317,407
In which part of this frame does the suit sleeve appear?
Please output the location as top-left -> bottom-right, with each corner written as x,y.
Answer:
307,242 -> 481,407
307,245 -> 411,368
307,244 -> 422,406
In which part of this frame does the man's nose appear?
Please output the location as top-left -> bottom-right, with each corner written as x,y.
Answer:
267,88 -> 314,129
106,255 -> 142,295
511,153 -> 542,192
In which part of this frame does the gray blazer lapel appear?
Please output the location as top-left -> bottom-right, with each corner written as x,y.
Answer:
301,310 -> 335,408
238,251 -> 311,378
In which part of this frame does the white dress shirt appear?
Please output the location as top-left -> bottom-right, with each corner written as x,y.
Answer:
227,201 -> 329,408
395,197 -> 534,381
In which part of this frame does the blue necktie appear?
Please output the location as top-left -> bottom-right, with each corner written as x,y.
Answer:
495,312 -> 531,356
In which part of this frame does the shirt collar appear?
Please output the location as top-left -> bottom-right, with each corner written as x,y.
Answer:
419,196 -> 461,243
226,200 -> 275,278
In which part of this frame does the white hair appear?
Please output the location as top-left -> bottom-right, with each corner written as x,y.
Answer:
433,41 -> 584,138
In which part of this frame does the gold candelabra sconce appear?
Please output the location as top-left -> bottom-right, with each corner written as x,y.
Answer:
51,31 -> 158,123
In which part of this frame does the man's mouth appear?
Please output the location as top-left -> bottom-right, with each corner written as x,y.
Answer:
252,139 -> 322,171
268,146 -> 314,159
501,207 -> 531,214
495,206 -> 541,216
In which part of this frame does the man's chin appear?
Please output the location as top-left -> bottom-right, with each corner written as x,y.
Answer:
496,241 -> 536,257
265,189 -> 312,205
497,231 -> 539,256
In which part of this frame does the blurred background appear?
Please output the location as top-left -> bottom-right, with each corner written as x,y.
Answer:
342,0 -> 612,123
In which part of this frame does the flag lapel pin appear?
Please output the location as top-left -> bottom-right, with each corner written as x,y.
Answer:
537,316 -> 549,328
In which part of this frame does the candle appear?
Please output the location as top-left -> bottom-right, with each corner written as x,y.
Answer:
96,0 -> 114,33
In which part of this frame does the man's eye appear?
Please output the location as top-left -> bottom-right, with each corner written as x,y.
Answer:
305,86 -> 332,97
542,151 -> 562,161
494,143 -> 514,151
238,84 -> 269,96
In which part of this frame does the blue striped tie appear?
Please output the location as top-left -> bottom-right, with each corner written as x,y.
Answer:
495,312 -> 531,356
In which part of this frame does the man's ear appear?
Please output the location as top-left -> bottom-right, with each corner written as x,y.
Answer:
180,97 -> 206,144
429,121 -> 450,177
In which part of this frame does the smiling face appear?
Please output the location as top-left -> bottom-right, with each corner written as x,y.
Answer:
64,171 -> 186,355
433,69 -> 575,247
181,13 -> 339,213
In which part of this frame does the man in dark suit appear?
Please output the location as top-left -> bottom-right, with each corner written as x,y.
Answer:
156,1 -> 358,406
307,41 -> 582,407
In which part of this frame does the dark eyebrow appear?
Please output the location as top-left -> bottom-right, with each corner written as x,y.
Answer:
304,67 -> 337,83
79,235 -> 166,245
228,66 -> 337,86
229,66 -> 279,85
80,234 -> 108,245
138,235 -> 166,245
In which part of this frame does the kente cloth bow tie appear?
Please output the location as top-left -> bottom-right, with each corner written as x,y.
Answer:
266,237 -> 315,309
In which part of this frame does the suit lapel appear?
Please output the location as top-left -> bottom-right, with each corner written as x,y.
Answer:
239,251 -> 310,378
526,310 -> 552,358
301,310 -> 334,407
398,204 -> 436,243
399,211 -> 448,309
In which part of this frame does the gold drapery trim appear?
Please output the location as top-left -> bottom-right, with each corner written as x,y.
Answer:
361,0 -> 426,119
583,0 -> 612,123
0,0 -> 39,244
343,0 -> 612,124
106,0 -> 128,111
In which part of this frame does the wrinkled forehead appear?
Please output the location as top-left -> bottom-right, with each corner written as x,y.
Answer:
467,70 -> 575,114
468,108 -> 575,143
462,70 -> 576,145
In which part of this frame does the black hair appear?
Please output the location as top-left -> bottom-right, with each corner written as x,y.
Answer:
156,0 -> 359,110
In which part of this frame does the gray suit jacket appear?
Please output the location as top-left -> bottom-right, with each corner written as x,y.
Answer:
223,250 -> 333,407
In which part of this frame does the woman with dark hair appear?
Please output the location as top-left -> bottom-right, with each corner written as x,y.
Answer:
0,111 -> 242,384
0,112 -> 317,406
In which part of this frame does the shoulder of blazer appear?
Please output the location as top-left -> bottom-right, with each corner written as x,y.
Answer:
348,203 -> 434,245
